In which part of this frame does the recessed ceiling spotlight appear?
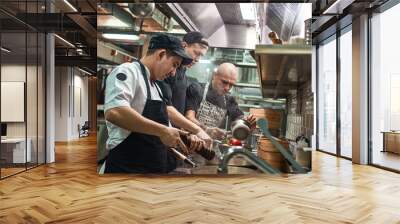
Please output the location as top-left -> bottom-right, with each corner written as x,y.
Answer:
102,33 -> 140,41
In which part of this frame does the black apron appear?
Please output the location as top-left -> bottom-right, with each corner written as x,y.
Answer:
104,60 -> 177,173
196,82 -> 227,128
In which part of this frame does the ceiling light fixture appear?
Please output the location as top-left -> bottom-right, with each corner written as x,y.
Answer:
1,47 -> 11,53
102,33 -> 140,41
240,3 -> 256,20
63,0 -> 78,12
78,67 -> 93,76
322,0 -> 354,15
101,18 -> 129,28
54,34 -> 75,48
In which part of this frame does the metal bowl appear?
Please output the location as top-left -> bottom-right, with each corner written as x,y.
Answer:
231,119 -> 251,140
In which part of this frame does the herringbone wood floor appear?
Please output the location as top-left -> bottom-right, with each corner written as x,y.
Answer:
1,135 -> 400,223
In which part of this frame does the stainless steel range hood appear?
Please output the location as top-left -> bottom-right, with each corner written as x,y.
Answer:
165,3 -> 311,50
166,3 -> 257,49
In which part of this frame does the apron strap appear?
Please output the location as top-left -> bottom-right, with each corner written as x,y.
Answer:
202,82 -> 210,101
134,59 -> 166,102
154,84 -> 166,102
134,59 -> 152,100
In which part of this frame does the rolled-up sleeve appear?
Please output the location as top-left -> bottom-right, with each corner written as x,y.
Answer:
104,66 -> 136,112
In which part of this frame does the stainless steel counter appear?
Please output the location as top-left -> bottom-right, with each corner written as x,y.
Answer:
171,146 -> 276,175
191,165 -> 261,175
172,155 -> 262,175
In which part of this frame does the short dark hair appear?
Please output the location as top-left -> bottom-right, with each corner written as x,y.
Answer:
183,31 -> 209,47
186,42 -> 208,49
146,48 -> 180,58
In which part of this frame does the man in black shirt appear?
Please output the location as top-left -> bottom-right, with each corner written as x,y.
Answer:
157,31 -> 209,115
185,63 -> 256,139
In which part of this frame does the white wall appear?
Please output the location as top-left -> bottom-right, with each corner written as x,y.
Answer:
55,67 -> 89,141
55,66 -> 68,141
1,63 -> 46,164
72,72 -> 89,138
1,65 -> 33,137
1,65 -> 26,141
1,65 -> 25,131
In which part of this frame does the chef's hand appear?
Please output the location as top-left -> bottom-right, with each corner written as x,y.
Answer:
159,127 -> 188,154
245,114 -> 257,130
187,134 -> 204,152
205,127 -> 226,140
195,129 -> 212,149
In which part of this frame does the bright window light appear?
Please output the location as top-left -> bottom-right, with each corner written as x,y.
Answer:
240,3 -> 256,20
63,0 -> 78,12
102,33 -> 140,41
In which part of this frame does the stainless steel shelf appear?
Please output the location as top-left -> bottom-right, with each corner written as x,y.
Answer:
237,95 -> 286,103
238,103 -> 285,110
235,62 -> 257,68
255,44 -> 311,55
238,104 -> 262,109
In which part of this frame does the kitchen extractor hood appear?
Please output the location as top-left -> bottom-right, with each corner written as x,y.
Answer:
163,3 -> 311,49
164,3 -> 257,49
254,44 -> 311,99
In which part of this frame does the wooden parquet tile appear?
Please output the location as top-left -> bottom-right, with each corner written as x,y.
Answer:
1,135 -> 400,223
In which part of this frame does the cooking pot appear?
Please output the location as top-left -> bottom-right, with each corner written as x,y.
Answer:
231,119 -> 251,140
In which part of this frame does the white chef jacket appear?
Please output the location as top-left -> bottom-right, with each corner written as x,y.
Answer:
104,61 -> 165,150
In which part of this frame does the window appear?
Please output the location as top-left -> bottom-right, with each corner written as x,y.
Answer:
339,27 -> 352,158
317,36 -> 337,154
370,2 -> 400,171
